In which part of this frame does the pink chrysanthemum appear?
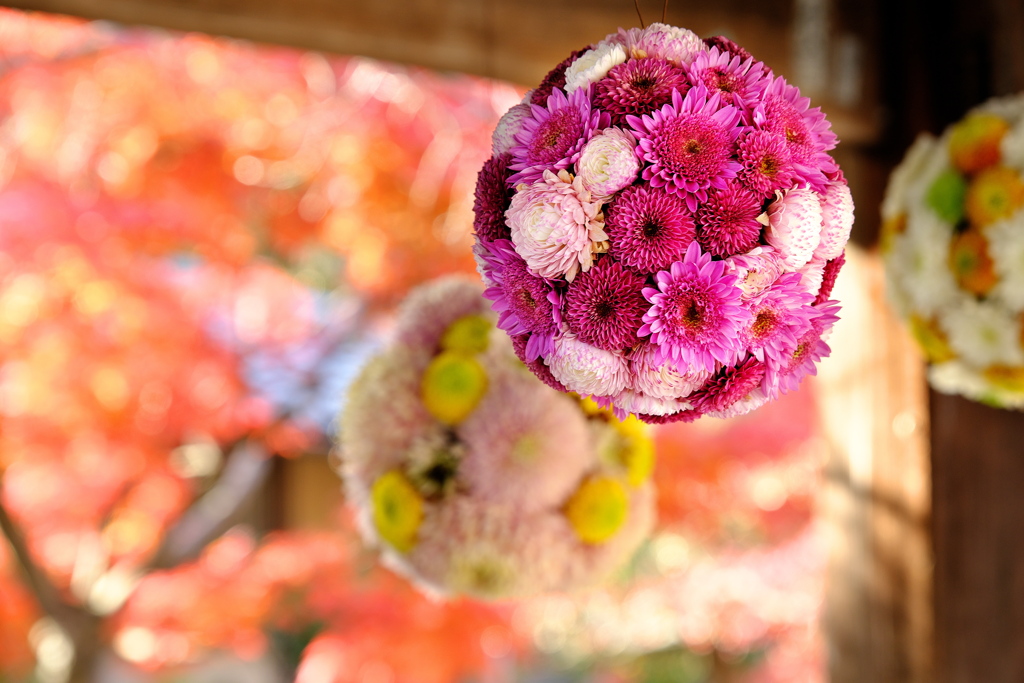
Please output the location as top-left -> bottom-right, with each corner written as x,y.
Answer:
696,182 -> 764,257
605,183 -> 695,272
509,87 -> 609,186
755,75 -> 838,192
765,299 -> 840,397
511,333 -> 567,393
629,342 -> 710,399
628,86 -> 743,212
724,246 -> 785,298
796,256 -> 827,295
472,153 -> 513,244
815,251 -> 845,305
639,241 -> 751,373
530,46 -> 591,106
740,272 -> 818,364
456,370 -> 592,514
481,239 -> 560,361
703,35 -> 754,61
593,57 -> 691,125
690,356 -> 767,414
608,388 -> 692,418
737,130 -> 797,196
626,23 -> 705,65
565,258 -> 648,351
546,333 -> 630,397
685,47 -> 770,109
505,169 -> 609,282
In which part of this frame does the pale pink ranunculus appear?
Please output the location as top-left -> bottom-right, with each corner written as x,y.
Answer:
629,343 -> 710,399
491,103 -> 533,156
575,127 -> 640,199
724,245 -> 786,299
627,22 -> 705,65
546,333 -> 629,397
505,169 -> 608,281
814,181 -> 855,260
765,188 -> 823,270
564,41 -> 627,93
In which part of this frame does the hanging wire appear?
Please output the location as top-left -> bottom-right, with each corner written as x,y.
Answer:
634,0 -> 645,28
662,0 -> 669,23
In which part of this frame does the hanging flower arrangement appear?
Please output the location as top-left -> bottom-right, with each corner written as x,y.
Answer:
473,24 -> 852,424
338,277 -> 655,599
883,95 -> 1024,408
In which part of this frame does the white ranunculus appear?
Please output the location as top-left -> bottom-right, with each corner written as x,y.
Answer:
564,42 -> 627,93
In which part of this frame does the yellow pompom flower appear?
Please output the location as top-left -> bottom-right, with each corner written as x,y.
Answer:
611,416 -> 655,487
908,315 -> 957,364
577,395 -> 609,418
371,470 -> 424,553
948,113 -> 1009,174
440,314 -> 492,355
565,475 -> 629,544
421,351 -> 488,425
948,228 -> 997,296
964,166 -> 1024,227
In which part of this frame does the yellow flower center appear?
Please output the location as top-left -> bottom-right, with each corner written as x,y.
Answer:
965,166 -> 1024,227
948,113 -> 1009,174
565,475 -> 629,544
908,315 -> 956,364
371,470 -> 424,553
440,314 -> 492,355
983,365 -> 1024,393
421,351 -> 488,425
611,416 -> 656,487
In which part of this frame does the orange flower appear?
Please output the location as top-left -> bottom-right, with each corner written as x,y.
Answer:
948,113 -> 1009,174
948,228 -> 998,296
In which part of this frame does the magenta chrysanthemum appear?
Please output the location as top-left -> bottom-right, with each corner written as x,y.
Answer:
509,87 -> 608,186
703,35 -> 754,61
481,239 -> 560,361
695,182 -> 763,257
639,241 -> 750,373
593,57 -> 691,125
565,258 -> 648,351
530,47 -> 591,106
605,183 -> 695,271
737,129 -> 796,196
472,153 -> 513,243
755,75 -> 838,192
740,272 -> 818,364
685,47 -> 770,109
629,86 -> 743,211
690,356 -> 767,414
765,299 -> 840,396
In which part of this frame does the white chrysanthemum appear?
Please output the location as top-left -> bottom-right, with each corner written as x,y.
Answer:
1000,119 -> 1024,172
939,299 -> 1024,368
456,364 -> 593,513
815,182 -> 854,260
902,134 -> 951,213
888,211 -> 962,318
987,208 -> 1024,312
612,388 -> 692,417
492,103 -> 533,156
575,127 -> 640,198
629,343 -> 709,399
406,499 -> 581,599
564,41 -> 627,93
506,169 -> 609,282
473,240 -> 498,287
724,246 -> 785,299
546,334 -> 630,397
630,22 -> 705,65
881,133 -> 938,221
928,360 -> 992,401
765,188 -> 823,270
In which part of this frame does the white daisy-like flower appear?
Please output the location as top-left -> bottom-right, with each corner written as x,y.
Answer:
987,207 -> 1024,312
492,103 -> 533,156
928,360 -> 991,401
546,333 -> 630,397
888,211 -> 962,318
564,41 -> 628,93
881,134 -> 938,221
1001,119 -> 1024,174
938,299 -> 1024,368
901,135 -> 951,213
